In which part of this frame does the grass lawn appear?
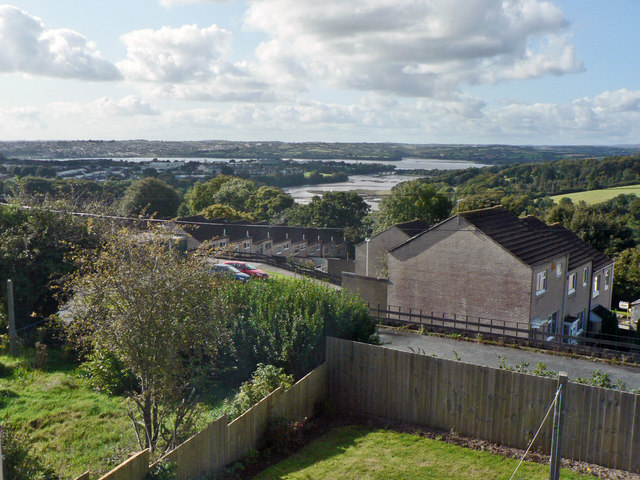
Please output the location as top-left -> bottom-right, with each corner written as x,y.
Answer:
551,184 -> 640,204
253,425 -> 598,480
0,347 -> 233,479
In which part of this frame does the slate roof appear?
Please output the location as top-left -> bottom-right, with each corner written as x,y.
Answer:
174,217 -> 345,247
394,219 -> 430,237
459,207 -> 613,270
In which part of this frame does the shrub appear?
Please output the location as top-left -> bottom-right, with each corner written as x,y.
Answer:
0,418 -> 60,480
262,417 -> 308,455
145,460 -> 178,480
78,348 -> 137,395
217,277 -> 378,379
225,364 -> 294,419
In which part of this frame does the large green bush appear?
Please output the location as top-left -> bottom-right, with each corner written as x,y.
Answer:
217,277 -> 377,379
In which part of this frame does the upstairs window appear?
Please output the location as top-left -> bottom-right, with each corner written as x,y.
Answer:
568,273 -> 577,294
604,270 -> 610,290
556,262 -> 563,277
593,275 -> 600,297
583,266 -> 589,286
536,270 -> 547,295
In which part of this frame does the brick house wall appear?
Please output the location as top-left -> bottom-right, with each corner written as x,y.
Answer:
387,217 -> 532,326
354,226 -> 408,277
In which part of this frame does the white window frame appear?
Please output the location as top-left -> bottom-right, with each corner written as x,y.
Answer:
276,246 -> 282,254
593,275 -> 600,298
604,269 -> 610,290
583,266 -> 589,287
283,243 -> 289,251
568,273 -> 577,294
556,262 -> 563,277
536,270 -> 547,296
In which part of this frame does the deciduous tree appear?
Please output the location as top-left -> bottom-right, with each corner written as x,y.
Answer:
65,229 -> 230,453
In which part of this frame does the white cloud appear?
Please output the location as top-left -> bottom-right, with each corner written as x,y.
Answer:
118,24 -> 232,83
0,5 -> 120,80
0,106 -> 46,130
52,96 -> 159,118
158,0 -> 225,7
245,0 -> 582,97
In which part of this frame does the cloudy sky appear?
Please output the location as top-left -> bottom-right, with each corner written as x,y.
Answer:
0,0 -> 638,144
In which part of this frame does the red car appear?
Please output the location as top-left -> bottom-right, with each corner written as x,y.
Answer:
223,261 -> 269,279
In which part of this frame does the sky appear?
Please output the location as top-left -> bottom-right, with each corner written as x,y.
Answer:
0,0 -> 638,144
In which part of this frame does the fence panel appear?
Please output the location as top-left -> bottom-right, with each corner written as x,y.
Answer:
97,450 -> 149,480
326,337 -> 640,474
157,363 -> 326,480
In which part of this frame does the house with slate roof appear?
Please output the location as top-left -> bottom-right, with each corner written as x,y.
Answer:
354,219 -> 430,277
170,217 -> 349,259
387,206 -> 614,340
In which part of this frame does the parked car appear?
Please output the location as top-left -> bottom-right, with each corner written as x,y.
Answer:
223,261 -> 269,279
209,263 -> 251,282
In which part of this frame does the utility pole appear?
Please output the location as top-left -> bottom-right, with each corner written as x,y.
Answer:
7,280 -> 17,357
549,372 -> 568,480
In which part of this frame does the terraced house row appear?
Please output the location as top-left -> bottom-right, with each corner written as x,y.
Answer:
171,215 -> 349,259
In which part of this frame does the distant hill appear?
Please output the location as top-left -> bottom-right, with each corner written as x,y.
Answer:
0,140 -> 637,165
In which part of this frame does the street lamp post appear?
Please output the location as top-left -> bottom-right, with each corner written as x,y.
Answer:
365,237 -> 370,277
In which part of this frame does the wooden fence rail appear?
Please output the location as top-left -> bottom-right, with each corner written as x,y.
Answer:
326,337 -> 640,473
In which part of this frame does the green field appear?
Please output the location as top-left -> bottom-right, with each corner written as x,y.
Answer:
253,425 -> 597,480
551,184 -> 640,204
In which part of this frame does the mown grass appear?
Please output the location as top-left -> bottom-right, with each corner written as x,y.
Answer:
253,425 -> 598,480
0,347 -> 233,479
551,184 -> 640,204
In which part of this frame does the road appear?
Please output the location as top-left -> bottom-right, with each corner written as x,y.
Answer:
379,327 -> 640,390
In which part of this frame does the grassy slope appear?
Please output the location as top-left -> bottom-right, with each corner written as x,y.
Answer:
0,350 -> 137,479
253,426 -> 598,480
0,349 -> 233,479
551,184 -> 640,204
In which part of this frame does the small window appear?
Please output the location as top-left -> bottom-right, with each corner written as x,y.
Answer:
283,243 -> 289,250
220,241 -> 226,247
301,244 -> 306,251
536,270 -> 547,295
276,246 -> 282,254
583,266 -> 589,286
265,242 -> 271,249
604,270 -> 610,290
556,262 -> 563,277
294,245 -> 299,253
568,273 -> 577,294
593,275 -> 600,297
244,241 -> 250,249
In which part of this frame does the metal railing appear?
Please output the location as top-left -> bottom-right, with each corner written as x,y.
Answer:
215,251 -> 342,285
370,304 -> 640,363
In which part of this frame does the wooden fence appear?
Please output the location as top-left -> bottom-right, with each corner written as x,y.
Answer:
82,363 -> 327,480
326,337 -> 640,473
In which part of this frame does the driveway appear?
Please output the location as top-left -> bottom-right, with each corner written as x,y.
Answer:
378,327 -> 640,390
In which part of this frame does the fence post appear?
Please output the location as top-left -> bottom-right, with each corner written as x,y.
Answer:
0,426 -> 4,480
549,372 -> 568,480
7,280 -> 17,357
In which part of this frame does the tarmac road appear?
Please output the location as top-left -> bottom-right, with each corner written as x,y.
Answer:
378,326 -> 640,390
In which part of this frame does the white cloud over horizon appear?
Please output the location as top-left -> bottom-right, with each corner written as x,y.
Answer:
2,87 -> 638,144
